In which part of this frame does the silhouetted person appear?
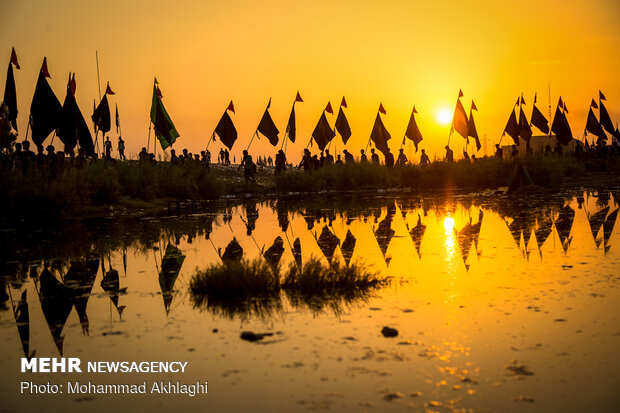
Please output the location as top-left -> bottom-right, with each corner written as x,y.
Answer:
494,144 -> 503,159
419,149 -> 430,165
370,148 -> 380,164
324,149 -> 334,166
360,149 -> 368,163
238,150 -> 255,182
312,154 -> 320,170
343,149 -> 354,164
444,145 -> 454,163
299,149 -> 312,172
139,147 -> 149,161
385,149 -> 394,167
511,144 -> 518,158
396,148 -> 407,165
118,136 -> 125,160
224,149 -> 230,165
336,154 -> 344,165
170,149 -> 179,164
104,136 -> 113,160
275,150 -> 286,174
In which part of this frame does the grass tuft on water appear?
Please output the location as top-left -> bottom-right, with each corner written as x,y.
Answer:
189,256 -> 387,317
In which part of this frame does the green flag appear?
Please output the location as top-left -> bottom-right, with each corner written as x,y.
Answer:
150,79 -> 179,150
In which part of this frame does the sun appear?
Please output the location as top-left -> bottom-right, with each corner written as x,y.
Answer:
437,108 -> 452,125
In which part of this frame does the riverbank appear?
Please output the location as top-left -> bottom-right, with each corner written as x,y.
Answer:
1,155 -> 619,221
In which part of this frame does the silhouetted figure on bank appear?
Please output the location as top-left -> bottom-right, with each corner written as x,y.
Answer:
312,154 -> 320,170
170,149 -> 179,164
224,149 -> 230,165
419,149 -> 430,165
275,149 -> 286,174
444,145 -> 454,163
385,149 -> 394,168
139,147 -> 149,161
371,148 -> 380,164
118,136 -> 126,160
396,148 -> 407,166
336,154 -> 343,165
299,149 -> 312,172
21,140 -> 35,173
511,144 -> 519,159
324,149 -> 334,166
494,144 -> 503,159
343,149 -> 354,164
360,149 -> 368,163
319,151 -> 325,167
104,136 -> 113,160
238,150 -> 256,182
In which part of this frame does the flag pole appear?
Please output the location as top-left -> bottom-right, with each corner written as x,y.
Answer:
95,51 -> 102,101
147,122 -> 152,153
246,130 -> 258,151
206,132 -> 215,149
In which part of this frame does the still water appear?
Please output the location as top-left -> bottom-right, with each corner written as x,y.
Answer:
1,189 -> 619,412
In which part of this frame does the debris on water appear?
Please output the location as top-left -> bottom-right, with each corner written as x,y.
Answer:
212,328 -> 219,333
383,392 -> 404,401
281,362 -> 305,368
401,308 -> 414,313
343,336 -> 357,341
102,331 -> 124,336
505,361 -> 534,376
240,331 -> 274,342
409,391 -> 422,398
554,318 -> 567,322
513,396 -> 536,403
369,307 -> 382,311
397,341 -> 412,345
459,376 -> 479,384
187,348 -> 195,352
381,327 -> 399,337
561,265 -> 573,270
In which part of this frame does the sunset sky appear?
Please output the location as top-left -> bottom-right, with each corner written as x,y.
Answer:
1,0 -> 619,161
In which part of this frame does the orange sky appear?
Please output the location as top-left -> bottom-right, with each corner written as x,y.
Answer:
1,0 -> 620,162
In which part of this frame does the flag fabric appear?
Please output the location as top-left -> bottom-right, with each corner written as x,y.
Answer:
370,112 -> 391,155
286,105 -> 296,142
405,106 -> 423,150
4,61 -> 18,130
105,82 -> 115,95
30,70 -> 62,146
295,91 -> 303,102
530,104 -> 549,134
551,105 -> 573,146
591,99 -> 598,109
503,109 -> 520,145
227,100 -> 235,113
600,91 -> 606,100
452,97 -> 469,139
520,95 -> 526,105
341,96 -> 347,108
257,107 -> 279,146
585,106 -> 607,144
149,80 -> 180,150
534,93 -> 537,104
518,107 -> 532,143
10,47 -> 19,69
325,101 -> 333,114
312,111 -> 335,151
214,110 -> 237,150
458,89 -> 464,98
58,78 -> 94,155
599,99 -> 615,135
335,106 -> 352,143
467,108 -> 481,150
41,57 -> 51,78
69,73 -> 76,96
558,97 -> 564,110
266,97 -> 272,109
378,102 -> 386,114
92,95 -> 111,134
115,104 -> 120,134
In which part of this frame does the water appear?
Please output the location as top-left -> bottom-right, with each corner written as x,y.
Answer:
1,189 -> 619,412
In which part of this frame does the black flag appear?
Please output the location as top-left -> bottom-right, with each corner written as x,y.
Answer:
335,106 -> 352,143
370,112 -> 391,155
503,109 -> 520,145
599,100 -> 615,135
92,95 -> 111,134
312,111 -> 335,151
518,107 -> 532,143
405,106 -> 423,150
30,70 -> 62,146
214,110 -> 238,150
551,105 -> 573,146
585,107 -> 606,144
286,105 -> 296,142
257,107 -> 279,146
530,104 -> 549,134
4,62 -> 18,130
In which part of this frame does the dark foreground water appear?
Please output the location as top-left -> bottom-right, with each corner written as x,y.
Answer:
1,189 -> 619,412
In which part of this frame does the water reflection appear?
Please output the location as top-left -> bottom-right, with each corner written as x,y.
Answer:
0,190 -> 618,355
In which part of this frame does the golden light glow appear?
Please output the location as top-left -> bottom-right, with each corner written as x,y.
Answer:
444,217 -> 456,234
437,108 -> 452,125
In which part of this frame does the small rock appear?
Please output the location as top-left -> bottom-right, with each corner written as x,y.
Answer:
240,331 -> 273,342
381,327 -> 399,337
383,392 -> 404,401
